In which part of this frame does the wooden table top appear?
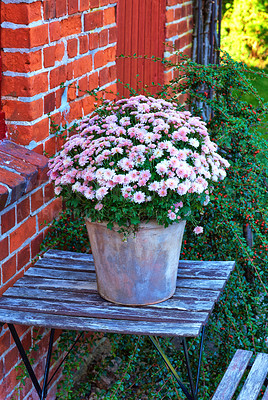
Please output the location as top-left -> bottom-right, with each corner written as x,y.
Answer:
0,250 -> 235,337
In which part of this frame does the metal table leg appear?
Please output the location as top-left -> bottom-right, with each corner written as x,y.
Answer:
7,324 -> 84,399
149,326 -> 206,400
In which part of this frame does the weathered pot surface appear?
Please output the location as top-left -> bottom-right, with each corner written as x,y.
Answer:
85,219 -> 186,306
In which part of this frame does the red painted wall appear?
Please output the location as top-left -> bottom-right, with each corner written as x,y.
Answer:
116,0 -> 166,97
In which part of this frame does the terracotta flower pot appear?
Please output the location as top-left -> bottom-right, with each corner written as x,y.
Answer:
85,219 -> 186,305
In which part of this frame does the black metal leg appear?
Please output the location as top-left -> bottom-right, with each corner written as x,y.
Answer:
182,338 -> 196,399
195,326 -> 205,399
149,327 -> 206,400
149,335 -> 194,400
41,329 -> 55,400
7,325 -> 85,399
8,324 -> 42,398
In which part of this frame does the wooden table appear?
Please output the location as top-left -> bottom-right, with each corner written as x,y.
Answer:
0,250 -> 235,400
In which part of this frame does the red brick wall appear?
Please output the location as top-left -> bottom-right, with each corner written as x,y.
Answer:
0,1 -> 193,399
164,0 -> 193,85
1,0 -> 117,152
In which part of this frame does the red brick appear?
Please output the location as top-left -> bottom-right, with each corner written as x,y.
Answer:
94,46 -> 115,69
44,42 -> 65,68
166,19 -> 188,39
89,32 -> 99,50
79,35 -> 89,54
90,0 -> 99,7
88,71 -> 99,90
0,168 -> 26,203
4,346 -> 19,371
99,67 -> 109,87
30,25 -> 49,48
44,0 -> 56,19
0,151 -> 38,192
61,15 -> 82,37
56,0 -> 67,17
0,237 -> 8,261
34,144 -> 44,156
11,119 -> 49,147
2,2 -> 42,24
2,50 -> 42,73
67,38 -> 78,58
80,0 -> 90,11
66,99 -> 83,123
2,28 -> 30,48
0,329 -> 10,352
31,188 -> 44,212
68,85 -> 77,101
0,368 -> 20,399
84,10 -> 103,31
44,92 -> 56,114
2,254 -> 17,283
100,0 -> 109,5
17,245 -> 30,270
68,0 -> 78,14
175,32 -> 192,51
44,183 -> 55,202
167,0 -> 178,5
38,198 -> 62,229
50,64 -> 67,89
17,198 -> 30,224
49,21 -> 61,42
67,61 -> 74,80
2,73 -> 48,97
3,98 -> 43,122
166,8 -> 174,23
73,55 -> 92,78
109,26 -> 117,43
0,141 -> 48,182
82,95 -> 95,115
55,88 -> 65,108
10,217 -> 36,253
78,76 -> 88,96
1,207 -> 15,234
44,136 -> 56,157
0,185 -> 8,211
109,64 -> 116,81
99,29 -> 108,47
103,6 -> 115,26
31,232 -> 44,258
21,331 -> 32,351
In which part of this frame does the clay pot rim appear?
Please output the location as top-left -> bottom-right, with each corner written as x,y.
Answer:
85,218 -> 186,232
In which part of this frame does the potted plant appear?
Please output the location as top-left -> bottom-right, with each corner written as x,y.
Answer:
48,95 -> 230,305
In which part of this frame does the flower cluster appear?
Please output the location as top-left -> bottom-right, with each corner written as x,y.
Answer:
48,95 -> 230,231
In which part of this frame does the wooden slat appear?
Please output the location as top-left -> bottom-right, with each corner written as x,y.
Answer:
3,287 -> 215,312
44,249 -> 93,261
24,267 -> 96,281
36,258 -> 234,280
212,349 -> 253,400
177,278 -> 226,291
16,275 -> 225,297
0,309 -> 202,337
0,297 -> 208,324
237,352 -> 268,400
25,266 -> 231,288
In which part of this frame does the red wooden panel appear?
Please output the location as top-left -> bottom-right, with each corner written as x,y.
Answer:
116,0 -> 165,98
